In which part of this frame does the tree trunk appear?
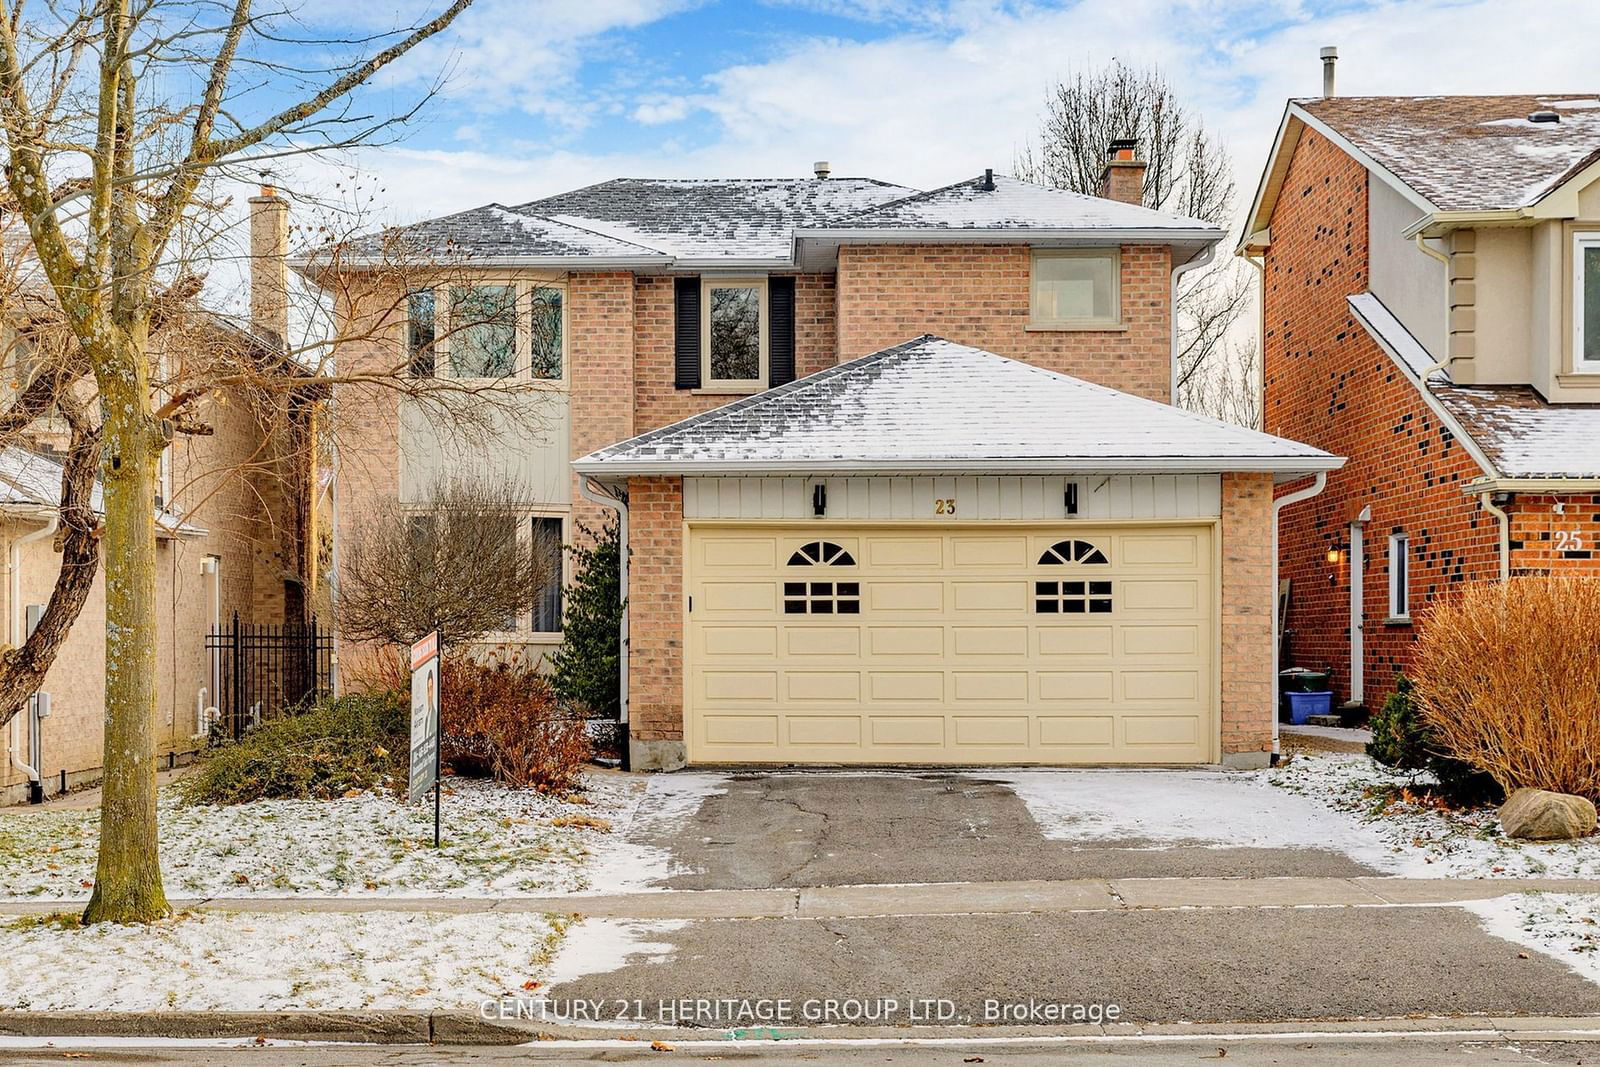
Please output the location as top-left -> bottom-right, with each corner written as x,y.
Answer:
82,370 -> 169,925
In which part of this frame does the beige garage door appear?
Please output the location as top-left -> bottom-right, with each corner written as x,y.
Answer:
685,524 -> 1215,765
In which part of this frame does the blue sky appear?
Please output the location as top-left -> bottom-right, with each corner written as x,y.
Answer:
264,0 -> 1600,229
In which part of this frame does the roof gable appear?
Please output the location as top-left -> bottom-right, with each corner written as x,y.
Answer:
573,336 -> 1339,476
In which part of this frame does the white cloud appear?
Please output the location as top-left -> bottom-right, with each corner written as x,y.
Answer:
631,97 -> 696,124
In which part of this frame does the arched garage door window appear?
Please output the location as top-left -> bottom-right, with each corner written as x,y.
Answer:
785,541 -> 859,615
1035,539 -> 1111,615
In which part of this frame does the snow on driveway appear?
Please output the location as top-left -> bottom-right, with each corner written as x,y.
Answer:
994,753 -> 1600,880
1464,894 -> 1600,985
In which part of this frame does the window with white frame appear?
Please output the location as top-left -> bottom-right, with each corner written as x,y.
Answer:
1030,249 -> 1120,327
1388,532 -> 1410,620
1576,234 -> 1600,369
531,516 -> 564,633
702,278 -> 767,389
406,281 -> 567,381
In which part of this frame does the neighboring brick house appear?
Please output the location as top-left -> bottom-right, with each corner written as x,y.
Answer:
1240,92 -> 1600,715
314,155 -> 1340,770
0,192 -> 320,803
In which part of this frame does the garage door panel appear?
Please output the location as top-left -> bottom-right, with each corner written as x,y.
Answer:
688,524 -> 1214,766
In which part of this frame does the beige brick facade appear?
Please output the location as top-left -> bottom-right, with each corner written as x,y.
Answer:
1219,472 -> 1276,761
625,476 -> 684,745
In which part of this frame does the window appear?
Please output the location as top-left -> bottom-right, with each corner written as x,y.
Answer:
1039,539 -> 1109,566
1388,533 -> 1410,620
531,516 -> 563,633
1030,250 -> 1119,327
406,290 -> 435,377
702,278 -> 767,389
784,541 -> 858,614
1035,579 -> 1114,614
449,284 -> 516,378
530,286 -> 564,380
1576,234 -> 1600,369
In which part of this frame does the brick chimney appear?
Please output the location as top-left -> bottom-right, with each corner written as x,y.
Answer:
1098,139 -> 1146,206
248,183 -> 289,345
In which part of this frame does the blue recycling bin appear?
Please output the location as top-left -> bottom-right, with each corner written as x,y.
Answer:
1284,690 -> 1334,725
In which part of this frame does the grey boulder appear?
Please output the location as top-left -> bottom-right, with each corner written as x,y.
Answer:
1499,788 -> 1598,841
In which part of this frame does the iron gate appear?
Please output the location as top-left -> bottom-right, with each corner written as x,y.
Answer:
205,614 -> 334,740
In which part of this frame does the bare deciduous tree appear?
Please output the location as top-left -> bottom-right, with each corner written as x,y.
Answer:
337,478 -> 558,648
1015,60 -> 1260,426
0,0 -> 479,923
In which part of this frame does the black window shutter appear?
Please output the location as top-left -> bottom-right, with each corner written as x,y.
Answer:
769,276 -> 796,387
674,277 -> 701,389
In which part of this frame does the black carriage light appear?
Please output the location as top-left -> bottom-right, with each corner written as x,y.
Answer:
812,483 -> 827,517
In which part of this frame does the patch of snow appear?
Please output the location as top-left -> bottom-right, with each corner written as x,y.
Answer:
0,909 -> 569,1011
1464,893 -> 1600,985
0,773 -> 641,900
579,772 -> 727,894
545,918 -> 686,987
1548,98 -> 1600,110
994,767 -> 1407,873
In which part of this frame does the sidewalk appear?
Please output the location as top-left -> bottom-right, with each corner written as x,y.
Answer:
1,875 -> 1592,919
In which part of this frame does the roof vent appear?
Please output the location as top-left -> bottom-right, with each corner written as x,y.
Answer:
1529,109 -> 1561,123
1320,46 -> 1338,98
813,160 -> 831,179
980,168 -> 995,192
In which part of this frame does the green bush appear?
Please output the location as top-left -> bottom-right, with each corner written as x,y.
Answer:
1367,674 -> 1502,807
178,694 -> 408,805
550,518 -> 622,719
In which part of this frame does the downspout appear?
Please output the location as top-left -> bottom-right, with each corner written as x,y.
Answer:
1170,244 -> 1217,405
1245,254 -> 1267,425
1271,472 -> 1327,761
1412,233 -> 1456,380
7,511 -> 57,787
578,477 -> 630,771
1478,492 -> 1511,581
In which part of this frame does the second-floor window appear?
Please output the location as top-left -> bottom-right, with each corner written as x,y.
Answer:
1030,249 -> 1120,328
406,281 -> 566,381
1576,234 -> 1600,370
702,278 -> 767,390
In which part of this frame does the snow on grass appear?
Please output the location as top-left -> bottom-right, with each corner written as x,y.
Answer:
1266,753 -> 1600,879
0,909 -> 572,1011
580,772 -> 727,894
1464,893 -> 1600,985
993,766 -> 1408,872
0,772 -> 646,900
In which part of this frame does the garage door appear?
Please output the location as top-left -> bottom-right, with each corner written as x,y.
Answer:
685,524 -> 1215,765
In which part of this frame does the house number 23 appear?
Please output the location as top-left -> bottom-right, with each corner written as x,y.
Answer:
934,498 -> 956,515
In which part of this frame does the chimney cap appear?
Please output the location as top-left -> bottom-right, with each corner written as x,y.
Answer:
813,160 -> 831,179
1106,138 -> 1139,161
1319,45 -> 1338,59
979,168 -> 995,191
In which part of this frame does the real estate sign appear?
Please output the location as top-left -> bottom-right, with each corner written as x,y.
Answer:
408,630 -> 440,806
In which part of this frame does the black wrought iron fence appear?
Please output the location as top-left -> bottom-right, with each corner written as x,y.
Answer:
204,614 -> 334,741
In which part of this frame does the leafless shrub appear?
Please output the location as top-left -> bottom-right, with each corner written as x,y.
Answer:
1412,576 -> 1600,800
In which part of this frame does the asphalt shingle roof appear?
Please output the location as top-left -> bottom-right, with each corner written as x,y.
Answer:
573,336 -> 1340,475
520,177 -> 915,260
345,203 -> 668,262
0,446 -> 202,534
822,174 -> 1218,232
1300,95 -> 1600,211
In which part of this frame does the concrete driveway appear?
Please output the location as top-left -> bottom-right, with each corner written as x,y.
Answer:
546,767 -> 1600,1030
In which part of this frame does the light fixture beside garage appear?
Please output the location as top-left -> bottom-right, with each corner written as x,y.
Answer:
812,483 -> 827,517
1065,483 -> 1079,516
1326,546 -> 1342,564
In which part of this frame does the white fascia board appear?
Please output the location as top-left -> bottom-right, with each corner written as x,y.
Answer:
1289,104 -> 1439,217
1239,106 -> 1301,247
1346,294 -> 1500,479
1464,475 -> 1600,493
1400,209 -> 1529,239
572,455 -> 1346,477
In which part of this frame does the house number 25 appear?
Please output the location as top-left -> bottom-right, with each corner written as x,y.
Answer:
934,498 -> 956,515
1556,530 -> 1584,552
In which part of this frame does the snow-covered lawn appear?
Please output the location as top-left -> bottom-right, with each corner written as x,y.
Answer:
0,773 -> 650,900
1465,894 -> 1600,985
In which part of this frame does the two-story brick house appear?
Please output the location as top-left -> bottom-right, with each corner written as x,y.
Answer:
317,155 -> 1341,770
1242,92 -> 1600,716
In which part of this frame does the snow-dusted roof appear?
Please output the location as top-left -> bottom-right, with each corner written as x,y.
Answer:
520,178 -> 914,261
573,336 -> 1341,476
816,174 -> 1219,234
0,446 -> 203,535
340,203 -> 670,264
1348,292 -> 1448,383
1300,95 -> 1600,211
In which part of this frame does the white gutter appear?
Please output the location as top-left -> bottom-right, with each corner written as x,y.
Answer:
1271,472 -> 1328,759
574,456 -> 1346,478
577,477 -> 630,768
1169,243 -> 1217,403
7,511 -> 56,785
797,225 -> 1222,244
1478,492 -> 1511,581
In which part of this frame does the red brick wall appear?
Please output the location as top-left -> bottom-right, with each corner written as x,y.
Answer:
1506,495 -> 1600,572
835,244 -> 1172,401
1263,129 -> 1497,709
1220,472 -> 1275,758
627,476 -> 683,744
632,273 -> 835,435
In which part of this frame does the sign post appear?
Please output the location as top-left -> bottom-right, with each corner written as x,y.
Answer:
409,629 -> 442,847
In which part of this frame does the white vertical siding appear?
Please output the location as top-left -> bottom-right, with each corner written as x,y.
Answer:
683,475 -> 1223,520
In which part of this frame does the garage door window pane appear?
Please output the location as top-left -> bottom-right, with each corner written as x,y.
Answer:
1036,576 -> 1113,614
